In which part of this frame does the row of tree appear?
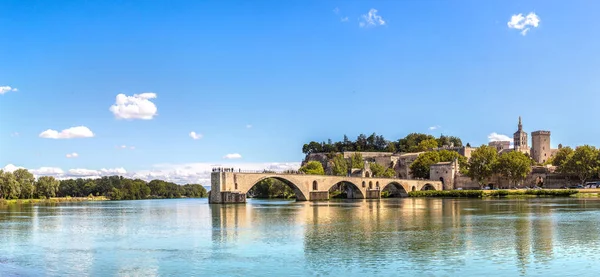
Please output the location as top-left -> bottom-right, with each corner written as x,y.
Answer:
464,144 -> 600,187
302,133 -> 464,154
465,146 -> 533,187
551,145 -> 600,184
0,169 -> 207,200
299,153 -> 396,178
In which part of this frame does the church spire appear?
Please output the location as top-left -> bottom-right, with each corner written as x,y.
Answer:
518,116 -> 522,131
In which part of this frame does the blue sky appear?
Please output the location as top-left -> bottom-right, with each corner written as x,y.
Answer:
1,0 -> 599,184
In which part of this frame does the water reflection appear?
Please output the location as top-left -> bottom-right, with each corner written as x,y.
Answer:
2,198 -> 600,276
207,198 -> 600,276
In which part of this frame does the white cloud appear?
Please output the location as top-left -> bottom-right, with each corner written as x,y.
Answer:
66,152 -> 79,158
67,168 -> 100,177
67,167 -> 127,178
10,132 -> 19,137
429,125 -> 441,130
0,86 -> 18,95
31,167 -> 65,176
2,164 -> 25,172
488,132 -> 512,142
223,153 -> 242,159
3,162 -> 300,185
116,145 -> 135,150
39,126 -> 95,139
246,124 -> 252,129
109,92 -> 158,120
333,7 -> 340,14
189,131 -> 203,140
359,8 -> 385,28
507,12 -> 540,36
341,17 -> 349,22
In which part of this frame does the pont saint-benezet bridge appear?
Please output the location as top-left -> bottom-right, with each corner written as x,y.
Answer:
208,170 -> 442,204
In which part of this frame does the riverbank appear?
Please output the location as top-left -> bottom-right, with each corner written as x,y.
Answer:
0,196 -> 109,206
408,189 -> 581,198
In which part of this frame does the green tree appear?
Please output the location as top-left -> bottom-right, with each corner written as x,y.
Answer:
552,146 -> 574,168
58,179 -> 77,197
35,176 -> 60,198
413,138 -> 439,152
495,151 -> 532,188
349,153 -> 364,169
448,136 -> 463,147
0,170 -> 21,199
562,145 -> 600,184
383,168 -> 396,178
398,133 -> 436,153
247,178 -> 294,198
331,154 -> 348,176
385,142 -> 397,153
299,161 -> 325,175
439,150 -> 468,174
13,169 -> 35,199
410,152 -> 441,179
409,150 -> 466,179
302,141 -> 323,154
466,145 -> 499,189
182,184 -> 208,198
369,162 -> 385,177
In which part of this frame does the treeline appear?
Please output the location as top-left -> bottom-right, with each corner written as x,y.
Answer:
461,144 -> 600,188
302,133 -> 464,154
551,145 -> 600,184
0,169 -> 207,200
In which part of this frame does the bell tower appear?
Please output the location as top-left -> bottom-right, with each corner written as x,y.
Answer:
513,116 -> 529,154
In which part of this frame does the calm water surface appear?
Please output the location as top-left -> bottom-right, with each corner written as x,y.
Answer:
2,198 -> 600,276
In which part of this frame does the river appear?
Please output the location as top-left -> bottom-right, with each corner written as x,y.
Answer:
1,198 -> 600,276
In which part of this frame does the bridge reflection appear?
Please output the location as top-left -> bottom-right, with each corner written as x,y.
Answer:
208,198 -> 600,275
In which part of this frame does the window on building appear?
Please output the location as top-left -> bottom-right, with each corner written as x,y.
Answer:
312,181 -> 318,190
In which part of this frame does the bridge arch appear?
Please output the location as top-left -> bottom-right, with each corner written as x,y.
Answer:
421,183 -> 436,191
382,182 -> 408,198
327,180 -> 365,199
243,175 -> 309,201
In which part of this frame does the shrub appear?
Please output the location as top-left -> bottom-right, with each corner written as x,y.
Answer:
408,190 -> 483,198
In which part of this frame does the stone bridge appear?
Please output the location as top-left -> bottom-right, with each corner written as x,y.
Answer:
208,172 -> 443,204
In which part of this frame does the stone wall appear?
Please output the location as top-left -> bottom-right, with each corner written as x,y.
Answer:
453,172 -> 580,190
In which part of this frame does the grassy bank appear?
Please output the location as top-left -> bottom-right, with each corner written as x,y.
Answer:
0,196 -> 109,206
408,189 -> 579,198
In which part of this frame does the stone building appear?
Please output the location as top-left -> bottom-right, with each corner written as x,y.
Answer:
491,117 -> 559,164
489,141 -> 511,152
429,159 -> 460,190
430,145 -> 477,160
513,116 -> 530,154
531,131 -> 554,164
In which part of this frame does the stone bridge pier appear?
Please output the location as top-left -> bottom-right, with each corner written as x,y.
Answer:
208,172 -> 442,204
